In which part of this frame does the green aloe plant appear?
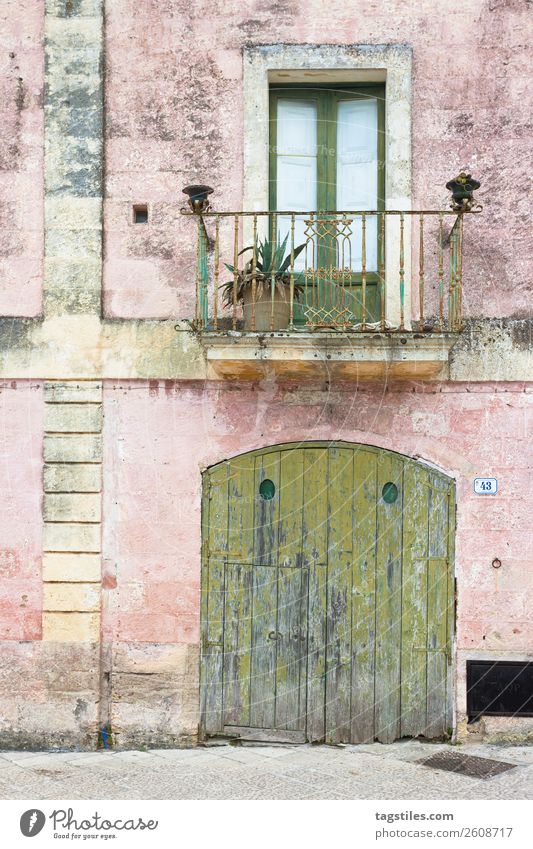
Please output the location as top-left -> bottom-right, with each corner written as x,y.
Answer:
221,234 -> 306,307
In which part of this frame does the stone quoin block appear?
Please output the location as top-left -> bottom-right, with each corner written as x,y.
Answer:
44,403 -> 102,433
44,463 -> 102,493
0,641 -> 100,748
42,612 -> 100,643
44,522 -> 101,553
45,228 -> 102,262
44,381 -> 103,403
42,260 -> 103,315
46,0 -> 104,20
44,493 -> 101,523
43,582 -> 100,613
44,434 -> 102,463
44,197 -> 102,230
43,553 -> 102,582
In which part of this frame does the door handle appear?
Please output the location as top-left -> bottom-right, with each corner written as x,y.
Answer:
268,630 -> 282,640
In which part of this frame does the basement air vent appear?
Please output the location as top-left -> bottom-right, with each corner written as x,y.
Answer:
467,660 -> 533,720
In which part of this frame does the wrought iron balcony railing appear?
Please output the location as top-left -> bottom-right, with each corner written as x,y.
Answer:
183,207 -> 477,335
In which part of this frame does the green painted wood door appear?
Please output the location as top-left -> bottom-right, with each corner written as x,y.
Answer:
201,443 -> 455,744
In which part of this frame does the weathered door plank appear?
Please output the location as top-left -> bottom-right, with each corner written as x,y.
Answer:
254,452 -> 280,566
276,566 -> 308,730
303,448 -> 328,742
375,453 -> 403,743
249,565 -> 277,728
325,447 -> 354,743
202,559 -> 225,735
426,477 -> 450,738
278,449 -> 304,568
227,454 -> 255,562
201,463 -> 228,735
275,450 -> 307,729
223,562 -> 253,726
220,726 -> 306,743
351,449 -> 377,743
400,462 -> 430,738
249,452 -> 281,727
446,486 -> 456,731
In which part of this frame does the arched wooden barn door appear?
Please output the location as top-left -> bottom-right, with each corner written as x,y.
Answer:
200,443 -> 455,744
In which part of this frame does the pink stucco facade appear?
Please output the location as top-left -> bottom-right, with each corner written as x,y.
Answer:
0,0 -> 531,750
0,381 -> 43,641
103,0 -> 531,319
0,1 -> 44,316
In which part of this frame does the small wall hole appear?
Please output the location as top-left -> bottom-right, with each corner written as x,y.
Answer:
133,204 -> 148,224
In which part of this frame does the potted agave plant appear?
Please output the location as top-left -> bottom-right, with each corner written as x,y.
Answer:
221,234 -> 306,331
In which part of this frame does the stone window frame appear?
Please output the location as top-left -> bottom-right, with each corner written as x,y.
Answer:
243,44 -> 413,326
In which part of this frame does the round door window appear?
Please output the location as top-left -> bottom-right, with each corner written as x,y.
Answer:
382,482 -> 399,504
259,479 -> 276,500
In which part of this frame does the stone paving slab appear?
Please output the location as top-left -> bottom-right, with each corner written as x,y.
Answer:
0,741 -> 531,800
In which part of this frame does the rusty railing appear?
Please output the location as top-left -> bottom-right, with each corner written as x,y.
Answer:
186,209 -> 474,334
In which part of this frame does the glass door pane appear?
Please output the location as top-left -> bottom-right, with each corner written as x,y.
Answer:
275,99 -> 317,272
336,98 -> 378,272
269,86 -> 384,326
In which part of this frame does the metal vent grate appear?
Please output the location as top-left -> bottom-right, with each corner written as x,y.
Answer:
419,751 -> 517,780
467,660 -> 533,719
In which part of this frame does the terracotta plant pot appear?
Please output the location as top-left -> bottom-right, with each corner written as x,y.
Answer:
242,284 -> 291,331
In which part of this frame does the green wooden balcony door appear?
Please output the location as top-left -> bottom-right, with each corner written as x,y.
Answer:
269,85 -> 385,326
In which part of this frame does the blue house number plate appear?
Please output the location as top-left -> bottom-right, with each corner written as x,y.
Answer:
474,477 -> 498,494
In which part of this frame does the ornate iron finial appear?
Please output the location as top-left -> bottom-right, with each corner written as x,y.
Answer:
446,171 -> 482,212
181,184 -> 213,214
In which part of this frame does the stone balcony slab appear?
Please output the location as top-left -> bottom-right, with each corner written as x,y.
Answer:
201,331 -> 459,381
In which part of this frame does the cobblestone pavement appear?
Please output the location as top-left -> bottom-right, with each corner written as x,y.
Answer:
0,740 -> 531,800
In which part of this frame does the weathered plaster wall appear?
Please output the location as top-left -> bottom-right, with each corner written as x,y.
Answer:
103,0 -> 531,319
0,380 -> 101,750
0,1 -> 44,316
0,0 -> 530,752
103,379 -> 532,743
0,381 -> 43,639
0,641 -> 99,749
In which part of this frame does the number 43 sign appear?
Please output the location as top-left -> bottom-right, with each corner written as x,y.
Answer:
474,477 -> 498,495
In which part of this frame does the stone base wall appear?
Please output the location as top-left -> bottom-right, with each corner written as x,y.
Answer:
108,643 -> 199,749
0,640 -> 198,751
474,717 -> 533,745
0,642 -> 99,750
